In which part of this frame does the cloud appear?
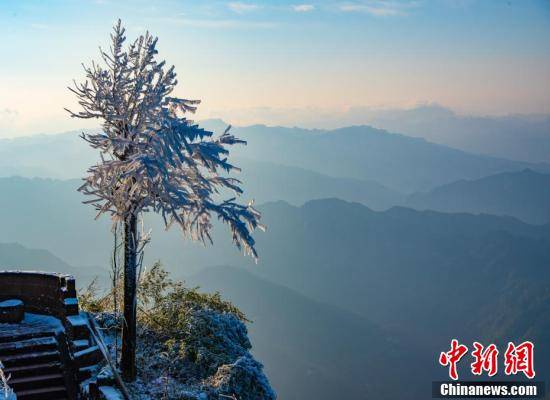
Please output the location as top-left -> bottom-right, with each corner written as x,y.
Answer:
29,23 -> 50,30
0,108 -> 19,137
154,16 -> 276,30
339,1 -> 418,17
292,4 -> 315,12
0,108 -> 18,119
227,2 -> 260,13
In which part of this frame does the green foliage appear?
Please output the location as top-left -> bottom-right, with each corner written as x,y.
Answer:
80,262 -> 247,323
78,277 -> 108,313
138,262 -> 249,335
82,262 -> 253,386
79,239 -> 270,397
136,263 -> 251,378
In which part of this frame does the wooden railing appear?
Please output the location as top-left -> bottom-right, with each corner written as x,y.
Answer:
0,271 -> 78,320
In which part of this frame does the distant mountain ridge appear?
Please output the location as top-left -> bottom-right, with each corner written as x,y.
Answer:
244,105 -> 550,164
347,105 -> 550,164
239,199 -> 550,386
2,123 -> 549,194
1,176 -> 548,398
0,242 -> 105,285
0,242 -> 72,271
2,122 -> 550,398
203,121 -> 550,192
186,199 -> 549,398
1,175 -> 549,272
236,158 -> 403,210
407,169 -> 550,224
0,130 -> 98,178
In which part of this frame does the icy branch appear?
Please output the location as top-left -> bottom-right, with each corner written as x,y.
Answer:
67,20 -> 261,259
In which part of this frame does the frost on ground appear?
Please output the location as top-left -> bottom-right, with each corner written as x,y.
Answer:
83,264 -> 275,400
0,361 -> 15,400
94,308 -> 275,400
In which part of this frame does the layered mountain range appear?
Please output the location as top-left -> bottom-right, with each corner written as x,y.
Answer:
1,121 -> 548,399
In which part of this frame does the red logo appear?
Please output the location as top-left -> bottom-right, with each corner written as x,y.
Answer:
471,342 -> 499,377
439,340 -> 535,380
439,339 -> 469,380
504,341 -> 535,379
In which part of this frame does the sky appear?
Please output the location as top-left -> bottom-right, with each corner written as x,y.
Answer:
0,0 -> 549,137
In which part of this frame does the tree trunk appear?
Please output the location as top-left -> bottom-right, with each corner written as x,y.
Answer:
121,213 -> 137,381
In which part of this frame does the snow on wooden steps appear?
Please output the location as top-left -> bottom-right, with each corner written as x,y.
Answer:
74,345 -> 102,368
0,336 -> 58,356
99,385 -> 125,400
15,385 -> 67,400
3,361 -> 62,378
9,372 -> 65,391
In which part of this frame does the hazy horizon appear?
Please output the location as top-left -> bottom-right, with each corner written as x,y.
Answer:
0,103 -> 549,139
1,0 -> 549,137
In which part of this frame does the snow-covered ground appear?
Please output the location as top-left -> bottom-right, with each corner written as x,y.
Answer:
91,308 -> 276,400
0,361 -> 16,400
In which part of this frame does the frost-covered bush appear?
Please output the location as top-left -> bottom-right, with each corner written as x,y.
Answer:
207,355 -> 276,400
134,310 -> 275,400
182,309 -> 251,376
148,308 -> 251,379
86,264 -> 276,399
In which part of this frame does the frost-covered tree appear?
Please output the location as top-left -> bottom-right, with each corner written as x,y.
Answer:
66,20 -> 262,381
